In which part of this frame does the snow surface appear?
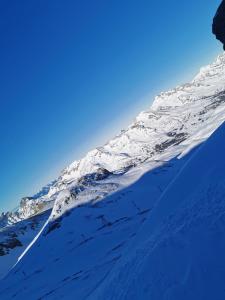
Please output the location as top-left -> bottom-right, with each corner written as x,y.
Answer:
91,121 -> 225,300
0,155 -> 190,299
1,53 -> 225,299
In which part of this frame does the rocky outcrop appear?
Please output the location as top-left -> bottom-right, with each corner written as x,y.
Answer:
0,238 -> 22,256
213,1 -> 225,49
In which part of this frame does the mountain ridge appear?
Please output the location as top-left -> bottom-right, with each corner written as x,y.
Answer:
1,52 -> 225,227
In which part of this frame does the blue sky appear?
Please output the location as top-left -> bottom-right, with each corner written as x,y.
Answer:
0,0 -> 222,212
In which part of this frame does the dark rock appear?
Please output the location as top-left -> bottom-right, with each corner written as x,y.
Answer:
44,219 -> 62,235
77,168 -> 112,185
154,133 -> 187,153
213,1 -> 225,49
0,238 -> 23,256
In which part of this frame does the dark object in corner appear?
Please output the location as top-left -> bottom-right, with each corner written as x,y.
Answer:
213,1 -> 225,49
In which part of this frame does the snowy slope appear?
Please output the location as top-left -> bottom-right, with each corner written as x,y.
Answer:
1,53 -> 225,299
0,154 -> 192,299
91,121 -> 225,300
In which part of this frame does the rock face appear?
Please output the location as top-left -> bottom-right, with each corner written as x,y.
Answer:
213,0 -> 225,49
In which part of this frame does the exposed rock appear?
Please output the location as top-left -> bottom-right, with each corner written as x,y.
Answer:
213,0 -> 225,49
77,168 -> 112,185
0,238 -> 22,256
44,219 -> 61,236
154,133 -> 188,153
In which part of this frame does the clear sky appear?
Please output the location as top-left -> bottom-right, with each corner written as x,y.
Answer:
0,0 -> 222,212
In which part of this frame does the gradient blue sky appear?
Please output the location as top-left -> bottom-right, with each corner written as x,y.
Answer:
0,0 -> 222,212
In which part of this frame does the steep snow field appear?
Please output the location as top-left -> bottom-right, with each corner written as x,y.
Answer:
91,121 -> 225,300
1,53 -> 225,299
0,154 -> 193,299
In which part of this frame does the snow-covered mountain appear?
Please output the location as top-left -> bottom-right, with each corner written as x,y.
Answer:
2,52 -> 225,225
1,52 -> 225,299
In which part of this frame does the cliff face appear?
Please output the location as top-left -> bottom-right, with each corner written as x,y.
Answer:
213,1 -> 225,49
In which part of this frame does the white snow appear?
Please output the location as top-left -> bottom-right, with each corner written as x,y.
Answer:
91,122 -> 225,300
